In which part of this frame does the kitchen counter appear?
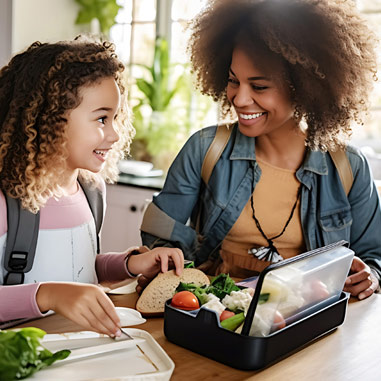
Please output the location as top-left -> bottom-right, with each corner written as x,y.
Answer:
117,172 -> 165,191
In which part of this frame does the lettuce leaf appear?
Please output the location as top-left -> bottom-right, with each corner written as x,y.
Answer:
0,327 -> 70,380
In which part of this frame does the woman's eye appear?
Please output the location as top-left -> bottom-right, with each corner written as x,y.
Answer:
251,84 -> 268,91
97,116 -> 107,125
227,77 -> 239,85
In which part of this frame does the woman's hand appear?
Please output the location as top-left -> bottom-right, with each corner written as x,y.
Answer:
343,257 -> 379,300
36,282 -> 121,337
127,247 -> 184,294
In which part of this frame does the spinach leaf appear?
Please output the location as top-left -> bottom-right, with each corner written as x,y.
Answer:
208,273 -> 241,299
176,274 -> 241,304
0,327 -> 70,380
176,282 -> 201,293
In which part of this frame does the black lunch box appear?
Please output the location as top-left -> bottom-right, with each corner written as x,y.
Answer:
164,241 -> 353,370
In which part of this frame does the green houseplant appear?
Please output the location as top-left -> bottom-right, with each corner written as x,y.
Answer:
74,0 -> 122,36
131,37 -> 212,172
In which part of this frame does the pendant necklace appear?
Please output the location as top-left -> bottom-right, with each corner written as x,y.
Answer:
248,162 -> 302,263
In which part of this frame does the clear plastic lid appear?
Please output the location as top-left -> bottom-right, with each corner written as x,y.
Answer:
241,241 -> 354,337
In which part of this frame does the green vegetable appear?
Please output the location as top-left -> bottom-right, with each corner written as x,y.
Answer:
0,327 -> 70,380
176,282 -> 209,305
176,273 -> 241,305
220,312 -> 245,331
258,293 -> 270,304
184,261 -> 195,268
206,273 -> 241,300
193,287 -> 209,305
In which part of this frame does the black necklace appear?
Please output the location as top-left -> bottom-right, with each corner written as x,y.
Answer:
248,162 -> 302,263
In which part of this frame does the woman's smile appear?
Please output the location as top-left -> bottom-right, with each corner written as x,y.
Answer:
227,47 -> 296,138
237,112 -> 267,126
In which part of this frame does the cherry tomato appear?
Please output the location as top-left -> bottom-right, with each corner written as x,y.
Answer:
272,310 -> 286,331
220,310 -> 235,322
171,291 -> 200,311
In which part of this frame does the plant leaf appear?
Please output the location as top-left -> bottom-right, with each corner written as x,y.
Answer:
75,9 -> 95,24
0,328 -> 70,380
136,79 -> 154,101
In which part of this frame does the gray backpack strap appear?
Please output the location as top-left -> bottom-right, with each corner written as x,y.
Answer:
78,179 -> 104,253
4,195 -> 40,285
3,180 -> 103,285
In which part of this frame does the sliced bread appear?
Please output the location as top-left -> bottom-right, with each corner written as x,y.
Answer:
136,268 -> 210,316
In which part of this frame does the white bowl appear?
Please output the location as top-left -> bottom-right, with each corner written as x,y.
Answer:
115,307 -> 146,327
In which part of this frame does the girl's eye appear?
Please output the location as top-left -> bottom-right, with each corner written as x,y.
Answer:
97,116 -> 107,125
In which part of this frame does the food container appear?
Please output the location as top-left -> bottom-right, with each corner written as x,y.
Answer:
164,241 -> 353,370
34,328 -> 174,380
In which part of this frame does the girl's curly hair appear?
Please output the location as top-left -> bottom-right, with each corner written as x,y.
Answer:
188,0 -> 378,150
0,36 -> 134,212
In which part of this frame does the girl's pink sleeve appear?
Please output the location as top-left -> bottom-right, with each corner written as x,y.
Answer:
0,283 -> 46,322
95,252 -> 133,282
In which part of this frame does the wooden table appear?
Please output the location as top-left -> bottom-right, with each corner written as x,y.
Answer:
15,292 -> 381,381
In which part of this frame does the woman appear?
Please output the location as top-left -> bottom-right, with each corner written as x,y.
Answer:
141,0 -> 380,300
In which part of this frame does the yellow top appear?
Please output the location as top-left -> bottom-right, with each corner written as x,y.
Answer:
216,158 -> 305,278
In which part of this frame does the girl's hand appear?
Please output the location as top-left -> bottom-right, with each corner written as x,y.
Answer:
36,282 -> 121,337
127,247 -> 184,294
127,247 -> 184,278
343,257 -> 379,300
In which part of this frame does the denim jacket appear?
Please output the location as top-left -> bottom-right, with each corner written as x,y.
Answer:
141,124 -> 381,277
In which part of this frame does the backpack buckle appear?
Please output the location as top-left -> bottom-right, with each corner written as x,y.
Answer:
4,271 -> 25,285
8,251 -> 28,271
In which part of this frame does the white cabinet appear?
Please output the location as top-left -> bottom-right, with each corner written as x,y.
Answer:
100,184 -> 157,253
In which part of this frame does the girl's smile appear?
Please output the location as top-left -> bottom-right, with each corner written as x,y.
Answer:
93,149 -> 110,162
65,77 -> 120,175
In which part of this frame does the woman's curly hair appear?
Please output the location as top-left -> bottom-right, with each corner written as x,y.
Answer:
188,0 -> 378,150
0,36 -> 134,212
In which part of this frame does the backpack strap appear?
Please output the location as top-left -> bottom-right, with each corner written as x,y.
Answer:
3,180 -> 104,285
201,124 -> 233,184
78,179 -> 104,254
328,150 -> 353,196
4,196 -> 40,285
195,124 -> 233,233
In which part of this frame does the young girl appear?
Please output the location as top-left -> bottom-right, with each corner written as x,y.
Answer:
141,0 -> 381,299
0,37 -> 183,336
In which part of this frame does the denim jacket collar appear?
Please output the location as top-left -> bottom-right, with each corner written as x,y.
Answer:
228,124 -> 329,178
229,125 -> 256,161
301,150 -> 329,176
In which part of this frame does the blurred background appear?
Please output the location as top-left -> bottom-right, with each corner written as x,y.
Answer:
0,0 -> 219,174
1,0 -> 381,174
1,0 -> 381,250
